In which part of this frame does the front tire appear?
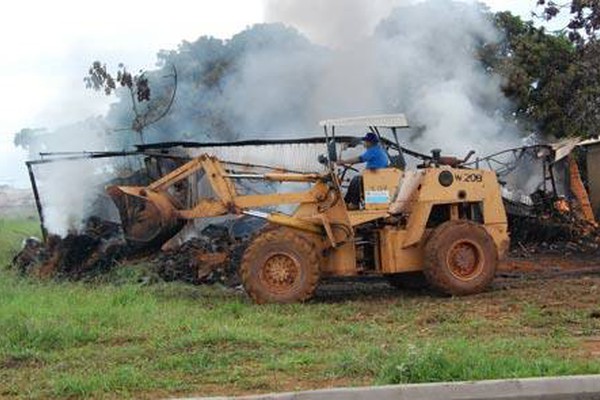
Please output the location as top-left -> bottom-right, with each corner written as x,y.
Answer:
240,229 -> 320,304
423,221 -> 497,296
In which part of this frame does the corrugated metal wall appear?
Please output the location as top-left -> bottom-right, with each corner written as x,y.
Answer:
585,143 -> 600,219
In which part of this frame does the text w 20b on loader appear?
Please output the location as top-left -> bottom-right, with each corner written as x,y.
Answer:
107,114 -> 510,303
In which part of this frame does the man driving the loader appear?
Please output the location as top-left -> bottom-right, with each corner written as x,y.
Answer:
338,132 -> 389,210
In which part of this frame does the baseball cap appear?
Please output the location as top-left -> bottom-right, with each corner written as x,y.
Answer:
362,132 -> 379,143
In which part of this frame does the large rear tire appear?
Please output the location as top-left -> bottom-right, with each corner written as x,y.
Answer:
240,229 -> 320,304
423,221 -> 497,296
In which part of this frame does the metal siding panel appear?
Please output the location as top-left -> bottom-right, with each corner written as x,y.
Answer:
585,144 -> 600,219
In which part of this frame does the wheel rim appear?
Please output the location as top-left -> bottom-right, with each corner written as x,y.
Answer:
259,253 -> 301,294
446,240 -> 484,281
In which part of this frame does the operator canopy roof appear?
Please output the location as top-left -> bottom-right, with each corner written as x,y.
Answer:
319,114 -> 409,129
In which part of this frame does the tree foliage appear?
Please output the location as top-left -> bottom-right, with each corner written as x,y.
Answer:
13,128 -> 47,152
486,11 -> 600,138
24,8 -> 599,156
115,15 -> 598,142
485,12 -> 577,137
537,0 -> 600,45
84,62 -> 177,142
529,1 -> 600,137
84,61 -> 150,102
103,24 -> 321,144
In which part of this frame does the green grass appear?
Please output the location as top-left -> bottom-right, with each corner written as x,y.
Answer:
0,217 -> 599,398
0,218 -> 40,265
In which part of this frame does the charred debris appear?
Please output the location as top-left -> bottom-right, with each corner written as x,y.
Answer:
12,136 -> 600,284
476,138 -> 600,256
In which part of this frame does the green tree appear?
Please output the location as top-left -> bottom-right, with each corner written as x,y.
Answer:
13,128 -> 47,153
483,11 -> 600,138
537,0 -> 600,45
84,62 -> 177,144
485,12 -> 577,137
534,1 -> 600,137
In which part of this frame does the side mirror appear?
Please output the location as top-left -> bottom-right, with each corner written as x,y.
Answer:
317,154 -> 328,165
327,140 -> 338,163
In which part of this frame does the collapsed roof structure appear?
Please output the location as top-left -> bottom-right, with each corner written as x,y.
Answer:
15,133 -> 600,284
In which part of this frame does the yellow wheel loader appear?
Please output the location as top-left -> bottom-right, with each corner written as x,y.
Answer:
107,114 -> 510,303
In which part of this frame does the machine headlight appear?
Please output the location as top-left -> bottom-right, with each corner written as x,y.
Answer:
439,170 -> 454,187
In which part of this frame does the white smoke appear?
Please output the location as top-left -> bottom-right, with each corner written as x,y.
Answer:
23,117 -> 127,236
30,0 -> 527,235
35,161 -> 94,236
254,0 -> 521,155
265,0 -> 409,48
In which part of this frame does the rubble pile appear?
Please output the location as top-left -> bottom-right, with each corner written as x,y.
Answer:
156,227 -> 236,286
12,196 -> 600,283
11,216 -> 265,286
507,193 -> 600,256
12,217 -> 129,280
154,217 -> 265,286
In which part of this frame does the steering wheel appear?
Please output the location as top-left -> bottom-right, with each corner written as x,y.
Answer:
338,163 -> 359,183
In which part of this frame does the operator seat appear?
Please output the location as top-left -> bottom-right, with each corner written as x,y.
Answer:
361,167 -> 404,211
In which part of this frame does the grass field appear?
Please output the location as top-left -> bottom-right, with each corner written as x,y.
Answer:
1,217 -> 599,399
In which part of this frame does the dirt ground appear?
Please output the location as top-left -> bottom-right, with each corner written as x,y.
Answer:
314,253 -> 600,306
310,254 -> 600,364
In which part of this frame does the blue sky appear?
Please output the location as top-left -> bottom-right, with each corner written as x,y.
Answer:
0,0 -> 541,187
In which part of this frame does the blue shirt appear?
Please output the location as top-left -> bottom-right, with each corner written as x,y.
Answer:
360,145 -> 389,169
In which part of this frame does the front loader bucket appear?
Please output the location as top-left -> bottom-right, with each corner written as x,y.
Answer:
107,185 -> 184,249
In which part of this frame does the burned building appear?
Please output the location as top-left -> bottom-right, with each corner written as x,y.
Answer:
15,134 -> 600,284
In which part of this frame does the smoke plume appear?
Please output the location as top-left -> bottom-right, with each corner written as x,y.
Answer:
26,0 -> 527,235
265,0 -> 406,48
260,0 -> 520,155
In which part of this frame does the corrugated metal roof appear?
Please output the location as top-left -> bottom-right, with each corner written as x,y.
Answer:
578,137 -> 600,147
319,114 -> 409,128
552,138 -> 582,162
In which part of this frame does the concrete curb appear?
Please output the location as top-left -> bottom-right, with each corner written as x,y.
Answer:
180,375 -> 600,400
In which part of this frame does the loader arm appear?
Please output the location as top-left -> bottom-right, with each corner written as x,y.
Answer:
107,154 -> 344,247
